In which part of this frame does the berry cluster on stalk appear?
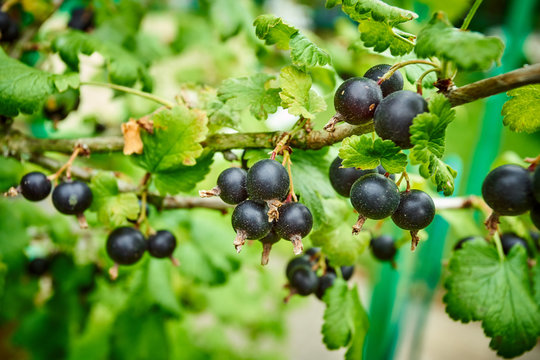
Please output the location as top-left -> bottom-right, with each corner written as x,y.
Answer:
284,248 -> 355,301
200,158 -> 314,264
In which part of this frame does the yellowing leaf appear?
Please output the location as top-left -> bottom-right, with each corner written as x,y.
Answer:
502,84 -> 540,133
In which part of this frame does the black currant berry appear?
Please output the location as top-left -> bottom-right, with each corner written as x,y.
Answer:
275,202 -> 313,254
19,172 -> 52,201
531,202 -> 540,230
333,77 -> 382,125
106,227 -> 146,265
246,159 -> 290,201
350,173 -> 400,220
231,200 -> 271,252
0,12 -> 10,32
305,247 -> 321,258
373,90 -> 428,149
329,156 -> 375,197
52,180 -> 93,215
286,255 -> 312,281
27,257 -> 49,277
148,230 -> 177,258
392,190 -> 435,230
370,234 -> 397,261
364,64 -> 403,97
500,233 -> 529,256
532,166 -> 540,202
327,265 -> 355,280
315,272 -> 336,299
0,12 -> 19,43
259,227 -> 281,265
201,167 -> 247,204
290,266 -> 319,296
481,164 -> 533,216
68,7 -> 95,31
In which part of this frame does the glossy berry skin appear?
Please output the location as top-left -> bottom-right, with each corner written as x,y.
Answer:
231,200 -> 271,240
370,235 -> 396,261
27,258 -> 49,276
500,233 -> 529,256
481,164 -> 533,216
106,227 -> 146,265
329,156 -> 375,197
376,165 -> 395,181
531,203 -> 540,230
148,230 -> 177,258
391,190 -> 435,230
275,202 -> 313,240
290,266 -> 319,296
217,168 -> 248,204
316,272 -> 336,299
52,181 -> 93,215
532,167 -> 540,202
286,255 -> 312,281
364,64 -> 403,97
246,159 -> 290,201
350,173 -> 400,220
259,228 -> 280,245
334,77 -> 383,125
374,90 -> 428,149
20,172 -> 52,201
68,7 -> 94,31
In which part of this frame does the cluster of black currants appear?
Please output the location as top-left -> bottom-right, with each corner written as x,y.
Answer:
200,159 -> 313,264
0,10 -> 19,43
454,232 -> 538,257
67,7 -> 95,32
284,248 -> 354,301
329,156 -> 435,250
106,227 -> 178,278
481,163 -> 540,231
15,171 -> 93,228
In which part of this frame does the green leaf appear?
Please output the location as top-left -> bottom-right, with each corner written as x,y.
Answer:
443,240 -> 540,358
409,94 -> 457,195
403,62 -> 436,88
218,73 -> 281,121
338,135 -> 408,174
89,172 -> 139,227
279,65 -> 326,118
135,105 -> 208,172
52,31 -> 152,91
152,151 -> 214,196
357,20 -> 415,56
289,33 -> 331,69
533,258 -> 540,307
502,84 -> 540,133
326,0 -> 342,8
322,279 -> 369,358
0,48 -> 80,116
253,15 -> 297,50
342,0 -> 418,25
147,259 -> 182,315
415,12 -> 504,71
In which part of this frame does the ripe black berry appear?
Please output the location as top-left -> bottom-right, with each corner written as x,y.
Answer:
392,190 -> 435,230
20,172 -> 52,201
0,12 -> 9,32
531,202 -> 540,229
286,255 -> 312,281
202,167 -> 248,204
106,227 -> 146,265
52,180 -> 93,215
315,272 -> 336,299
246,159 -> 290,201
231,200 -> 271,252
27,258 -> 49,276
333,77 -> 382,125
327,265 -> 355,280
305,247 -> 321,258
0,12 -> 19,43
148,230 -> 177,258
350,173 -> 400,220
371,234 -> 397,261
500,233 -> 529,256
329,156 -> 375,197
364,64 -> 403,97
290,266 -> 318,296
68,7 -> 95,31
481,164 -> 533,216
259,227 -> 281,265
532,166 -> 540,202
275,202 -> 313,254
373,90 -> 428,149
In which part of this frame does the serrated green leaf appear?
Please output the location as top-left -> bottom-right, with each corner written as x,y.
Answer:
0,48 -> 79,116
152,152 -> 214,196
502,84 -> 540,133
253,15 -> 297,50
218,73 -> 281,121
342,0 -> 418,25
339,135 -> 408,174
279,66 -> 326,118
135,105 -> 208,172
52,31 -> 152,91
357,20 -> 415,56
409,94 -> 457,195
443,240 -> 540,358
345,285 -> 369,360
289,33 -> 331,69
415,12 -> 504,71
89,172 -> 139,227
